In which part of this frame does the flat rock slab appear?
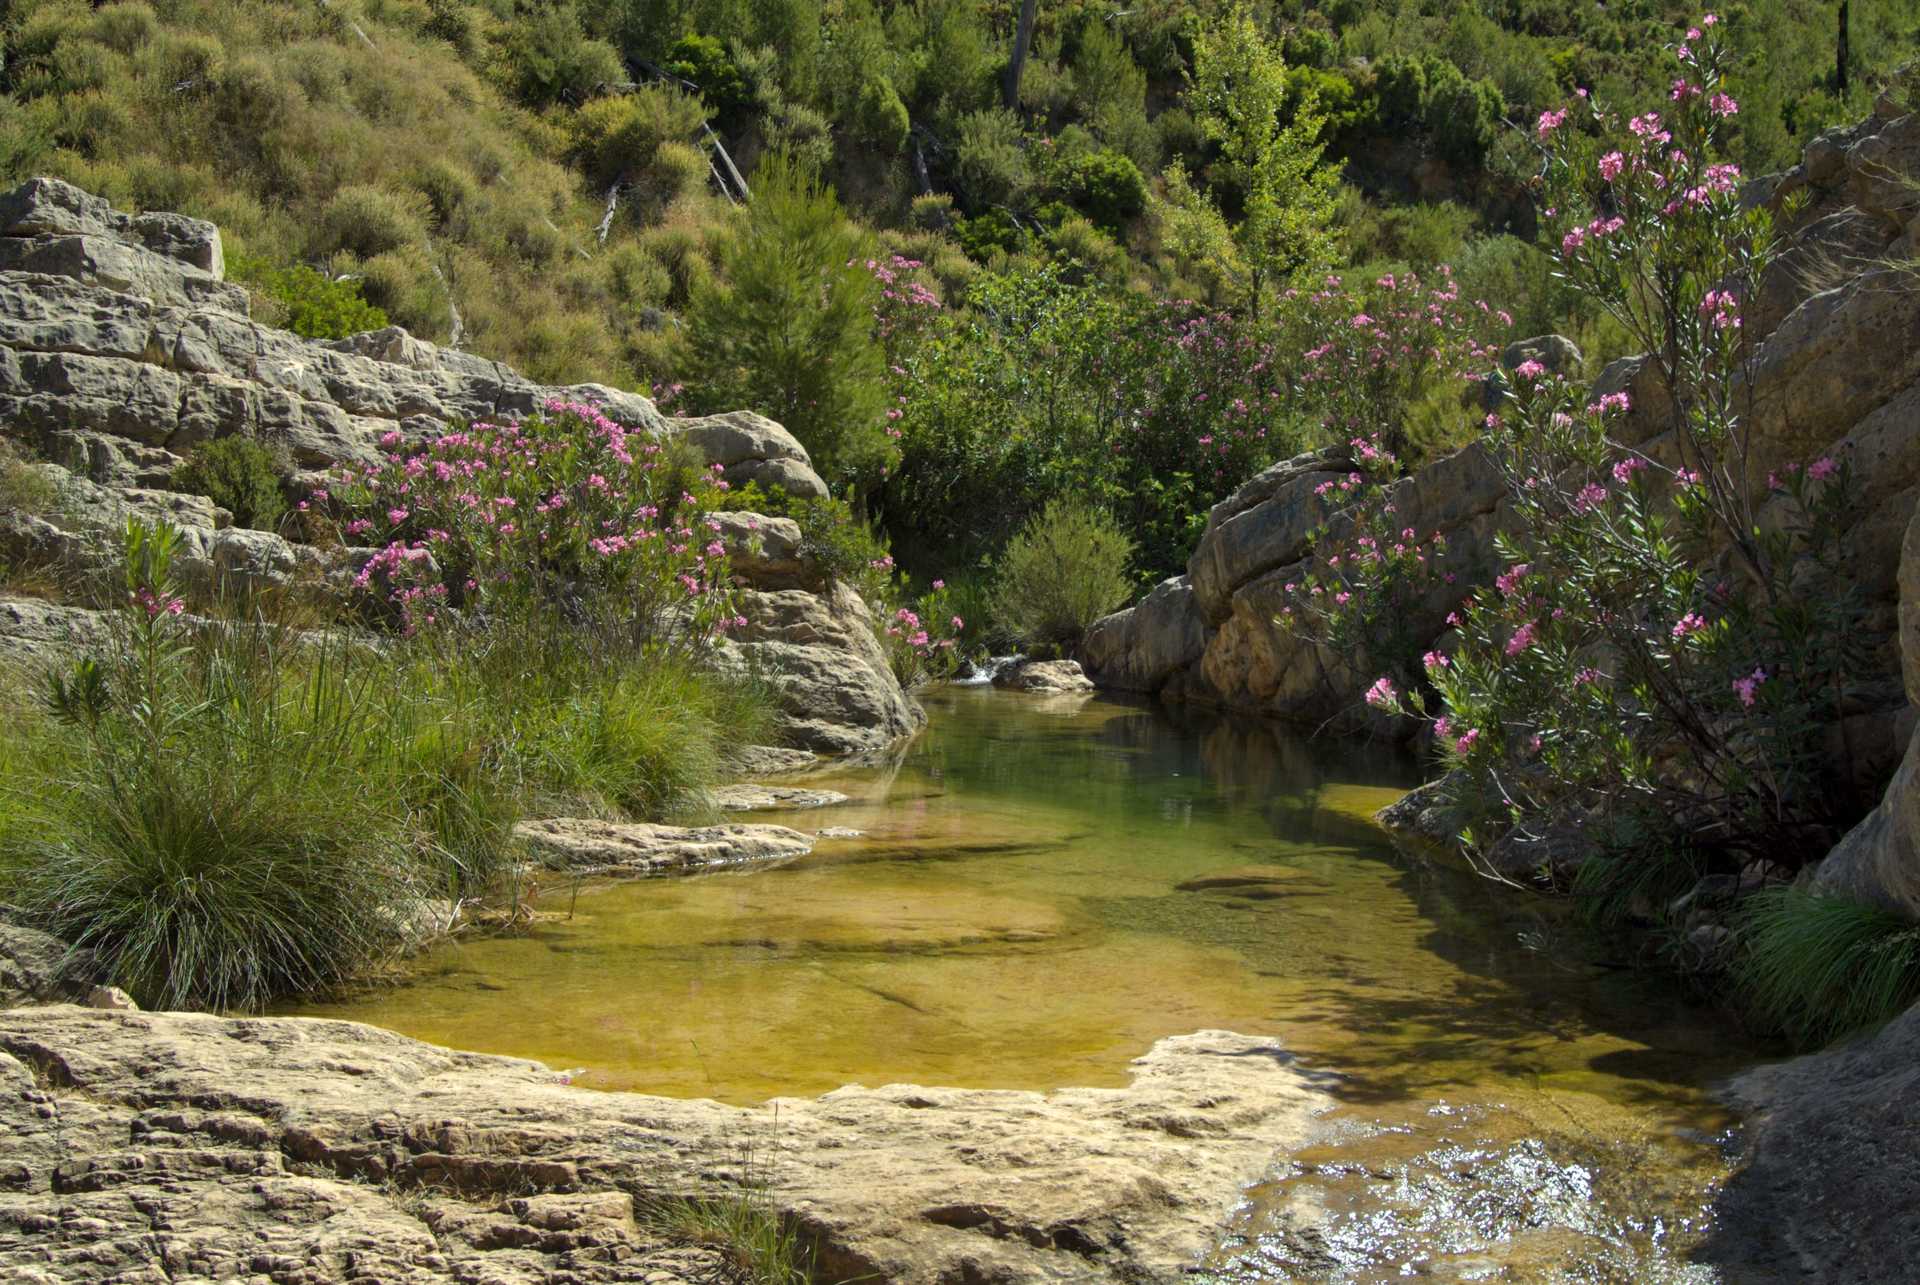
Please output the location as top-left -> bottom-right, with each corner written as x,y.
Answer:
0,1008 -> 1330,1283
711,784 -> 850,813
722,744 -> 824,778
515,818 -> 815,877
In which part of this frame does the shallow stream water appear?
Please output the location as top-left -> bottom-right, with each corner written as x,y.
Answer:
295,687 -> 1772,1281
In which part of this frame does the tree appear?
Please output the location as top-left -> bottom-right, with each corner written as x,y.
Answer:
1155,6 -> 1339,318
1002,0 -> 1039,110
685,151 -> 892,487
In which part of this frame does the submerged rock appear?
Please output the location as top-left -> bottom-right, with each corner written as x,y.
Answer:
514,818 -> 816,877
0,1008 -> 1330,1284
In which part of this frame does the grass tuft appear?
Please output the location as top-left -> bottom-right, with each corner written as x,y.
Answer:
1738,885 -> 1920,1047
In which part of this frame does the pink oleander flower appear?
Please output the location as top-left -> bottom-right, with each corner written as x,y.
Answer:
1454,728 -> 1481,753
951,615 -> 964,629
1612,457 -> 1648,485
1364,676 -> 1399,711
1598,151 -> 1626,181
1807,456 -> 1839,482
1423,650 -> 1449,673
1671,612 -> 1707,641
1536,108 -> 1568,137
1732,667 -> 1768,707
1505,621 -> 1538,657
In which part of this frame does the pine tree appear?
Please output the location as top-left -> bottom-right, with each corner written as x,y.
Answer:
686,151 -> 891,487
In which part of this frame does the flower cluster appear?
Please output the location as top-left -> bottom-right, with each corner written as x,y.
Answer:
316,401 -> 740,642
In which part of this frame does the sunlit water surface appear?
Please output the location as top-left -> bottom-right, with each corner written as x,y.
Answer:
294,687 -> 1770,1281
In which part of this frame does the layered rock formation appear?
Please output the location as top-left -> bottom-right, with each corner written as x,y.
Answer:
0,176 -> 918,755
0,1007 -> 1327,1284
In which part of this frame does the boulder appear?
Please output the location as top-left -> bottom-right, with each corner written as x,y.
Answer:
992,657 -> 1096,694
1706,1001 -> 1920,1283
1813,501 -> 1920,918
724,582 -> 926,755
0,1007 -> 1331,1283
1081,576 -> 1209,695
0,920 -> 93,1007
514,818 -> 816,877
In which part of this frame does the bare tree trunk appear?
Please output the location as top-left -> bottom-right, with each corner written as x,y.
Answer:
1837,0 -> 1851,95
1002,0 -> 1039,111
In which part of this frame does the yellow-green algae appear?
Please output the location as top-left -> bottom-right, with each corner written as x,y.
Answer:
294,687 -> 1763,1279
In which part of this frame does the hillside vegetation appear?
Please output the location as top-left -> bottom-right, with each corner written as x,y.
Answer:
1,0 -> 1913,585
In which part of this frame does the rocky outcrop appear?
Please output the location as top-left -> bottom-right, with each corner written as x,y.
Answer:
0,1007 -> 1329,1284
1085,107 -> 1920,737
0,921 -> 93,1008
1813,504 -> 1920,918
0,176 -> 914,758
1706,1000 -> 1920,1283
710,784 -> 850,812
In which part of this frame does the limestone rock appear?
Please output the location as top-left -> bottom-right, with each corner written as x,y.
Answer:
1081,575 -> 1209,694
0,1008 -> 1330,1284
707,508 -> 811,590
723,744 -> 824,778
710,784 -> 850,812
1813,503 -> 1920,919
514,818 -> 815,877
992,657 -> 1096,694
1707,1001 -> 1920,1283
83,985 -> 137,1012
724,582 -> 926,754
0,920 -> 94,1008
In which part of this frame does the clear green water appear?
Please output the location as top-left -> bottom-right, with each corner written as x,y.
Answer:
295,687 -> 1767,1280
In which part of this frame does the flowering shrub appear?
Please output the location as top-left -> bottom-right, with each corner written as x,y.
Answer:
1279,269 -> 1507,459
1276,436 -> 1456,696
316,400 -> 741,645
1370,17 -> 1872,887
877,578 -> 967,687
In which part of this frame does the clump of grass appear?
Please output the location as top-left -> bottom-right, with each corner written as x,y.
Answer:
1738,885 -> 1920,1047
3,525 -> 422,1010
0,437 -> 58,517
645,1189 -> 814,1285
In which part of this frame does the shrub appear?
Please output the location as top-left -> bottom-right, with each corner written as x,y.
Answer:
316,184 -> 428,258
0,438 -> 57,517
5,521 -> 421,1011
1369,23 -> 1873,885
1059,147 -> 1146,234
319,400 -> 741,643
852,76 -> 911,153
231,257 -> 388,341
1740,888 -> 1920,1047
685,150 -> 892,486
992,500 -> 1133,653
951,107 -> 1030,209
664,33 -> 751,120
171,436 -> 291,532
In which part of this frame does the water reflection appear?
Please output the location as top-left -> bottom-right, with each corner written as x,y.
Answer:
291,686 -> 1767,1280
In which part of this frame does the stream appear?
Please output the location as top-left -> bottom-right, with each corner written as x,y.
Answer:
293,686 -> 1771,1281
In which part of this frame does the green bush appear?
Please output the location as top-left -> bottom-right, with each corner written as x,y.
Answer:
0,438 -> 57,517
1740,887 -> 1920,1047
1060,147 -> 1146,234
232,257 -> 388,340
316,183 -> 429,258
171,436 -> 290,532
685,150 -> 892,485
991,499 -> 1133,653
4,522 -> 421,1011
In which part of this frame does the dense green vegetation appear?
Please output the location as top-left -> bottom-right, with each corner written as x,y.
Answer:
0,407 -> 777,1010
4,0 -> 1910,600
